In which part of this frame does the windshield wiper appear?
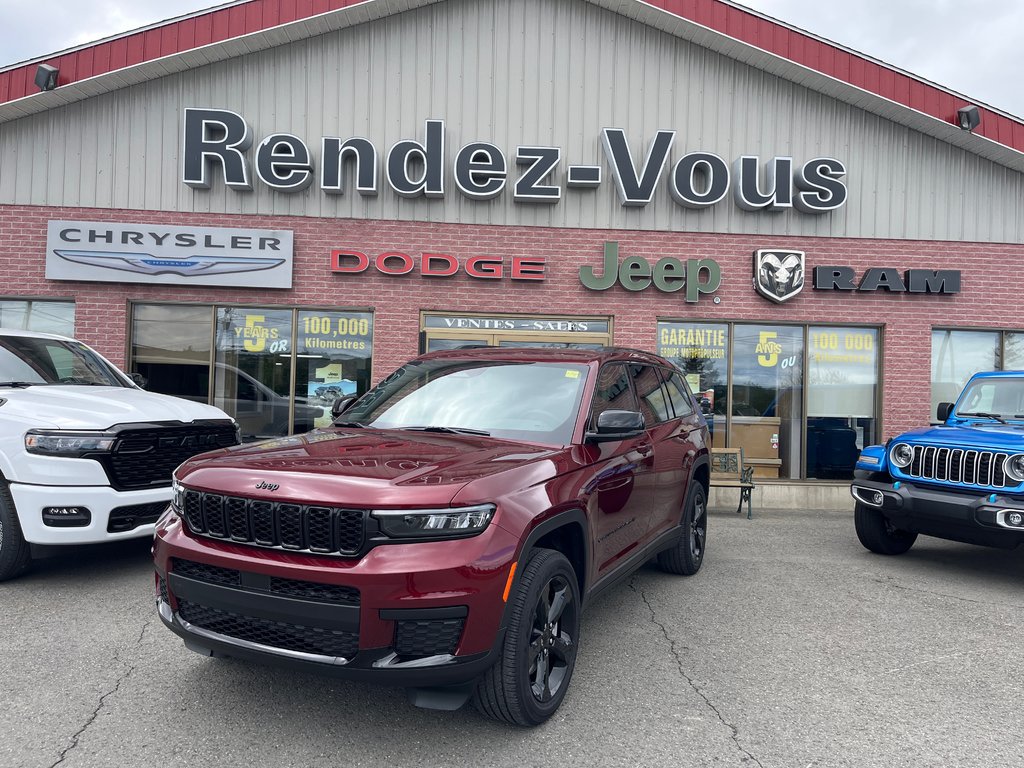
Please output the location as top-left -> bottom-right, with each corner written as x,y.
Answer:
0,381 -> 37,388
401,425 -> 491,436
331,420 -> 365,428
959,411 -> 1007,424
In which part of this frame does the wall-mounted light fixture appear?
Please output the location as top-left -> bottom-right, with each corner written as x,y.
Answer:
34,63 -> 59,91
957,105 -> 981,132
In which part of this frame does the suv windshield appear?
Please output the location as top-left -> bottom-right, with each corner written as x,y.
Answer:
956,376 -> 1024,420
0,336 -> 127,387
343,359 -> 589,444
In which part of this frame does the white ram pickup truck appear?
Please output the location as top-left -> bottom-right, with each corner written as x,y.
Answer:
0,328 -> 238,580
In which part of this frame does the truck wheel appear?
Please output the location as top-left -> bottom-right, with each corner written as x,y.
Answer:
855,502 -> 917,555
472,548 -> 580,727
657,483 -> 707,576
0,484 -> 32,581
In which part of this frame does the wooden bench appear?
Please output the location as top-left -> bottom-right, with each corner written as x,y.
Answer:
709,447 -> 755,519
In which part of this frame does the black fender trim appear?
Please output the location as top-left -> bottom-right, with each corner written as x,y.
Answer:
499,508 -> 590,627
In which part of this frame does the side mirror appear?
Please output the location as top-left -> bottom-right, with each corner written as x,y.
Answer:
331,395 -> 357,421
698,397 -> 712,416
128,372 -> 147,388
585,409 -> 645,443
936,402 -> 954,422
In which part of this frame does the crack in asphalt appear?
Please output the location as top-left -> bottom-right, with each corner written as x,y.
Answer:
630,577 -> 764,768
869,576 -> 1024,608
48,619 -> 152,768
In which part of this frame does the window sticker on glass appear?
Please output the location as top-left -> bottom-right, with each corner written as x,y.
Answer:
565,370 -> 580,378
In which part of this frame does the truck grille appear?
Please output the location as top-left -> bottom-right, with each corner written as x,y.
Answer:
102,423 -> 238,490
906,445 -> 1010,488
182,490 -> 365,556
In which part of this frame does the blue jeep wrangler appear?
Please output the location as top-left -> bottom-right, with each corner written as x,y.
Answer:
851,371 -> 1024,554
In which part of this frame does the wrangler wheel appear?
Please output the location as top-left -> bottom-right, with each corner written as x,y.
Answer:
855,501 -> 917,555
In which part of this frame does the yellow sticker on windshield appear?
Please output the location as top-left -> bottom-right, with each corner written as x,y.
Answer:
565,370 -> 580,378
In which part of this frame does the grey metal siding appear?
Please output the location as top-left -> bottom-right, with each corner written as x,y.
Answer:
0,0 -> 1022,243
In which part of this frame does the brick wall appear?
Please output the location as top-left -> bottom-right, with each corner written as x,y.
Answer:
2,202 -> 1020,440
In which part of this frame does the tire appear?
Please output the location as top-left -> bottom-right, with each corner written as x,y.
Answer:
0,483 -> 32,582
854,501 -> 917,555
657,483 -> 707,576
472,548 -> 580,727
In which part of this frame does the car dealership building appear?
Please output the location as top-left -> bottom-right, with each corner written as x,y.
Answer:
2,0 -> 1024,503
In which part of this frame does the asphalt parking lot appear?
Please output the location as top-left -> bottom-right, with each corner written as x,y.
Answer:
3,506 -> 1023,768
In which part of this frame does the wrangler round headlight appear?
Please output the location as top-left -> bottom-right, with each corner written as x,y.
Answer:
1004,454 -> 1024,482
373,504 -> 495,539
890,442 -> 914,468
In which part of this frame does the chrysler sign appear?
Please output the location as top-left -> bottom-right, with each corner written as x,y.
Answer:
182,110 -> 848,214
46,221 -> 294,288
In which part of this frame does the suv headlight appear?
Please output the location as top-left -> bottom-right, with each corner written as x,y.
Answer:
25,430 -> 116,457
890,442 -> 914,468
1005,454 -> 1024,482
373,504 -> 495,539
170,478 -> 185,515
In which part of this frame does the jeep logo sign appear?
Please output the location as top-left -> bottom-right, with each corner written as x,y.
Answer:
182,110 -> 848,215
580,242 -> 721,303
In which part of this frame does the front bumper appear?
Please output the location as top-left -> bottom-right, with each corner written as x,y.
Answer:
851,474 -> 1024,548
153,514 -> 517,687
11,482 -> 168,544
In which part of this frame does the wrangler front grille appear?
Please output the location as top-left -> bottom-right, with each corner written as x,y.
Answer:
906,445 -> 1010,488
182,490 -> 364,555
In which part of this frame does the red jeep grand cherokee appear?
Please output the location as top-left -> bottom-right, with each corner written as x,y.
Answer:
154,347 -> 710,726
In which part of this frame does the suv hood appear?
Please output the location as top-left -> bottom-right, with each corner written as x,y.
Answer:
0,385 -> 231,430
897,423 -> 1024,449
176,428 -> 562,508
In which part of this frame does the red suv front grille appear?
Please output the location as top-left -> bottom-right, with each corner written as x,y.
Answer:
182,490 -> 365,555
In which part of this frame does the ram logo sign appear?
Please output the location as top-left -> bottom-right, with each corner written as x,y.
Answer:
753,249 -> 805,303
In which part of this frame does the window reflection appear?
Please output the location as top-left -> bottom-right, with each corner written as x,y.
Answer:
931,330 -> 999,417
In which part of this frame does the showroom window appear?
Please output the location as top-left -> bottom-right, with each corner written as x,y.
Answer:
131,304 -> 373,440
658,321 -> 880,480
0,299 -> 75,335
931,330 -> 1000,417
928,328 -> 1024,416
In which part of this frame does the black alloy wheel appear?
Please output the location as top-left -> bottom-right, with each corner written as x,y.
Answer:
473,548 -> 581,726
657,483 -> 708,576
528,569 -> 576,704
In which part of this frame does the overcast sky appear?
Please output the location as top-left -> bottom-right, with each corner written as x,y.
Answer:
1,0 -> 1022,117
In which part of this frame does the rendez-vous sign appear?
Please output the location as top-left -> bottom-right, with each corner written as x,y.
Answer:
182,110 -> 847,214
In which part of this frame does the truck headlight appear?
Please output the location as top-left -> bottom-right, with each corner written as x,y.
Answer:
1004,454 -> 1024,482
25,430 -> 116,457
890,442 -> 914,468
373,504 -> 495,539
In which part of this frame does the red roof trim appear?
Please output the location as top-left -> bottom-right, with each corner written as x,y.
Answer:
645,0 -> 1020,149
1,0 -> 1021,153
